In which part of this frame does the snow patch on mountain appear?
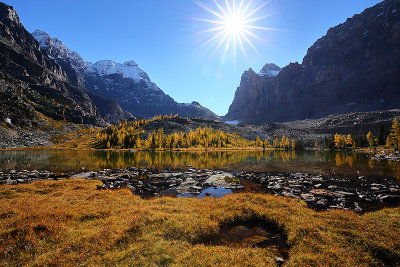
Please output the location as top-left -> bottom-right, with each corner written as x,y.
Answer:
32,29 -> 160,91
32,29 -> 85,68
259,63 -> 281,77
85,60 -> 146,81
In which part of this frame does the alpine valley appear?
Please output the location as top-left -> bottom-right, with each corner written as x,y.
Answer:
1,0 -> 400,148
1,1 -> 400,266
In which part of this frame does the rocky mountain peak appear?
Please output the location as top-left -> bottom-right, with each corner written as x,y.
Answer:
0,3 -> 21,26
85,59 -> 154,86
32,29 -> 85,69
302,0 -> 400,68
31,29 -> 50,43
225,0 -> 400,124
124,60 -> 139,67
259,63 -> 281,77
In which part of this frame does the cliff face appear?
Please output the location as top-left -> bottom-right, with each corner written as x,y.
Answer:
225,0 -> 400,124
0,3 -> 104,125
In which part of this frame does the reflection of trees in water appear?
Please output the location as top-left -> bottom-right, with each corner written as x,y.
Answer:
388,161 -> 400,180
0,150 -> 400,181
333,152 -> 358,168
0,151 -> 53,169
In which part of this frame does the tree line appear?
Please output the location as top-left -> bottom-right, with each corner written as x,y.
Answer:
93,115 -> 300,150
323,118 -> 400,150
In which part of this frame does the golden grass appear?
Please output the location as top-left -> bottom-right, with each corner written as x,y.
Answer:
0,179 -> 399,266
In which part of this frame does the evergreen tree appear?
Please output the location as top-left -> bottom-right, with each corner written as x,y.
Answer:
367,131 -> 375,147
377,125 -> 388,145
390,118 -> 400,150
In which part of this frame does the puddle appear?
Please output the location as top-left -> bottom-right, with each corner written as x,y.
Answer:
178,187 -> 233,198
219,224 -> 290,263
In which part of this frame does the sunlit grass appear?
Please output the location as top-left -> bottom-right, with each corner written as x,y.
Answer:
0,179 -> 399,266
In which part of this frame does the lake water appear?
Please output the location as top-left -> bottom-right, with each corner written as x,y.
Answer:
0,150 -> 399,181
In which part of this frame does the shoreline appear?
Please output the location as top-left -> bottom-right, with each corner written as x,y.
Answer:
1,166 -> 399,214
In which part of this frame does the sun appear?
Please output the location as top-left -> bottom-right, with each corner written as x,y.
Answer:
193,0 -> 276,64
225,15 -> 245,34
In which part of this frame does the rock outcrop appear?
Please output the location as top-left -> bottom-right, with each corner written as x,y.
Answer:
225,0 -> 400,124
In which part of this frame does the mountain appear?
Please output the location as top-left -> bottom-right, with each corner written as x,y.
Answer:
0,3 -> 105,126
31,30 -> 133,124
225,0 -> 400,124
32,30 -> 220,120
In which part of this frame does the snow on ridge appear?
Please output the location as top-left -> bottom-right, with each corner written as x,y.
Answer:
259,63 -> 281,77
87,60 -> 147,81
32,29 -> 85,67
259,70 -> 280,77
85,60 -> 161,91
32,30 -> 160,91
32,29 -> 49,44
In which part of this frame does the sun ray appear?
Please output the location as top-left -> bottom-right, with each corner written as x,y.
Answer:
244,25 -> 283,31
197,25 -> 226,34
190,18 -> 226,25
209,32 -> 230,59
221,33 -> 233,65
239,31 -> 263,58
199,30 -> 228,48
242,28 -> 270,44
237,34 -> 249,63
237,0 -> 245,15
244,15 -> 269,24
195,1 -> 225,20
243,0 -> 272,19
194,0 -> 276,66
225,0 -> 233,16
239,0 -> 254,17
213,0 -> 229,18
233,33 -> 237,67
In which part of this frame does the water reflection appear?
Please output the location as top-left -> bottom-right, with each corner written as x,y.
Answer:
0,150 -> 399,180
178,187 -> 233,198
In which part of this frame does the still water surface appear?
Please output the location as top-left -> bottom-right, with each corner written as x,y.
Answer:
0,150 -> 399,181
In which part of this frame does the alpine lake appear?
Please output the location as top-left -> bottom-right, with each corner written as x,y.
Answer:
0,149 -> 399,213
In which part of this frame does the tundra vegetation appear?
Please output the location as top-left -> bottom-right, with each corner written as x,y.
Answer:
0,179 -> 399,266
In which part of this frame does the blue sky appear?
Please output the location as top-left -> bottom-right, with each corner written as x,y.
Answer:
6,0 -> 381,116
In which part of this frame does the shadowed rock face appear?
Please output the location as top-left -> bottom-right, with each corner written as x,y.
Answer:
0,3 -> 104,125
225,0 -> 400,124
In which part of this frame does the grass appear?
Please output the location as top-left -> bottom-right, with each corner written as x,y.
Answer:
0,179 -> 399,266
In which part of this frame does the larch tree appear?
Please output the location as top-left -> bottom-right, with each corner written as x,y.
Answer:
390,117 -> 400,150
367,131 -> 375,147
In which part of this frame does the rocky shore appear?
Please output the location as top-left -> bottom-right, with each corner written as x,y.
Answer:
371,153 -> 400,162
0,168 -> 399,213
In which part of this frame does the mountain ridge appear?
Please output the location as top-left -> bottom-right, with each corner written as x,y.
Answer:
225,0 -> 400,124
32,29 -> 220,120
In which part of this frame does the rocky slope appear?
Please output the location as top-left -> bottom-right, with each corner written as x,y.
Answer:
0,3 -> 104,126
225,0 -> 400,124
135,109 -> 400,147
32,30 -> 220,120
